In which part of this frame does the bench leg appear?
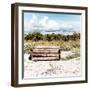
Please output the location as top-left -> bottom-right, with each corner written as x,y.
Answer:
28,52 -> 32,60
59,54 -> 60,60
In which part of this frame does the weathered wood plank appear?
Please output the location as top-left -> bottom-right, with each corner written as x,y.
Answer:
33,46 -> 60,49
33,53 -> 59,57
33,48 -> 59,51
32,51 -> 60,54
32,57 -> 60,61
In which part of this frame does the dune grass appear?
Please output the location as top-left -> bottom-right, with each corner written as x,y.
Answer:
24,39 -> 80,53
24,40 -> 80,60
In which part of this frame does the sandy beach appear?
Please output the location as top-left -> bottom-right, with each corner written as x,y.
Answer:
24,51 -> 81,79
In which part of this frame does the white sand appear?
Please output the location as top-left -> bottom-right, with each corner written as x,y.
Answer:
24,51 -> 81,79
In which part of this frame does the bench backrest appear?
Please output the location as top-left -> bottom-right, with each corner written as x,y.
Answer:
32,46 -> 61,61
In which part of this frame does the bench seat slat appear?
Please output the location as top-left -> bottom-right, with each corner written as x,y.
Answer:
33,54 -> 59,57
32,57 -> 60,61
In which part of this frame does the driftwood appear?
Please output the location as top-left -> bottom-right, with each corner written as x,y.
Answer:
30,46 -> 61,61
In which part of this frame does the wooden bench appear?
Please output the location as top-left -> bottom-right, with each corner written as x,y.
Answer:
29,46 -> 61,61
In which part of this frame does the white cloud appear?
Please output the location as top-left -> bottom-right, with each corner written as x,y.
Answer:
39,16 -> 60,30
24,14 -> 38,31
30,14 -> 37,25
24,14 -> 81,34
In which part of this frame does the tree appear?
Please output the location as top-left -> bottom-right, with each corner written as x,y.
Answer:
24,33 -> 31,41
31,32 -> 43,41
24,32 -> 80,41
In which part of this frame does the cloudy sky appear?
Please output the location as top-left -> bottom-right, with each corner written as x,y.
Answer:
24,12 -> 81,34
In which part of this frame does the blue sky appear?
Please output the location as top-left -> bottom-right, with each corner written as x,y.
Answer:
24,12 -> 81,34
